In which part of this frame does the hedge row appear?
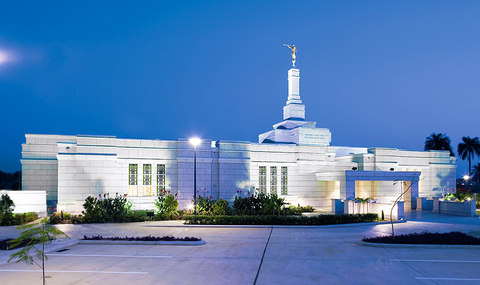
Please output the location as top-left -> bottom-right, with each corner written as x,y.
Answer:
0,212 -> 39,226
184,213 -> 379,225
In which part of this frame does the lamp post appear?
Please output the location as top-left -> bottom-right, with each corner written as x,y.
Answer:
464,175 -> 470,192
189,137 -> 201,215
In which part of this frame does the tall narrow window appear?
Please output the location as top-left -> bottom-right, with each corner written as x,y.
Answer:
270,166 -> 277,194
281,166 -> 288,195
259,166 -> 267,193
129,164 -> 138,185
157,164 -> 166,196
143,164 -> 152,185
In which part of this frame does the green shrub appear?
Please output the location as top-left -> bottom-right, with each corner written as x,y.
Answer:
185,213 -> 378,225
48,213 -> 62,224
233,193 -> 286,215
82,194 -> 131,223
212,198 -> 232,215
13,212 -> 38,225
154,194 -> 178,214
152,212 -> 182,221
125,211 -> 148,222
0,194 -> 15,226
444,189 -> 476,202
196,196 -> 214,215
284,205 -> 315,215
70,214 -> 84,224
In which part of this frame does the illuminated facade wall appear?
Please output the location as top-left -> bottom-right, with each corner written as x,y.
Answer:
22,134 -> 456,212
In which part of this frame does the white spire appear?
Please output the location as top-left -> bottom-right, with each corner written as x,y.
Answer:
283,68 -> 305,120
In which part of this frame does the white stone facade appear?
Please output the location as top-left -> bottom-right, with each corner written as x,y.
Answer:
20,67 -> 456,213
21,135 -> 456,213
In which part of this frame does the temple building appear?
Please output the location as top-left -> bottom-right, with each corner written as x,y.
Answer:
21,66 -> 456,213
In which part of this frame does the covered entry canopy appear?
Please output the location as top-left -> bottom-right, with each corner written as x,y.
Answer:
345,170 -> 421,201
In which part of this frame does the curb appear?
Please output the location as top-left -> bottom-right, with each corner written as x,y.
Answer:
358,241 -> 480,249
78,239 -> 206,246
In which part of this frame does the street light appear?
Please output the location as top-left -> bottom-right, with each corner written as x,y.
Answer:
189,137 -> 201,215
464,175 -> 470,192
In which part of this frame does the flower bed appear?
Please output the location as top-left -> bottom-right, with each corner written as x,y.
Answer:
82,235 -> 201,242
363,231 -> 480,245
184,213 -> 378,225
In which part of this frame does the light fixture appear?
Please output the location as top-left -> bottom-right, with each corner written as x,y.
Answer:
189,137 -> 201,148
463,175 -> 470,181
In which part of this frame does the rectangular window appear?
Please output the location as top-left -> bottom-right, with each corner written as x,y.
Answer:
129,164 -> 138,185
281,166 -> 288,195
157,164 -> 166,196
143,164 -> 152,186
259,166 -> 267,193
270,166 -> 277,194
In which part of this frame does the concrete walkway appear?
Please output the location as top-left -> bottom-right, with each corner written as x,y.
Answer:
0,213 -> 479,284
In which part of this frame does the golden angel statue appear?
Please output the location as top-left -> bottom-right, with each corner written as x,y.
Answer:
283,44 -> 297,67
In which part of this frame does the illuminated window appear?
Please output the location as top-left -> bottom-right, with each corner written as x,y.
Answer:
157,164 -> 166,196
143,164 -> 152,186
129,164 -> 138,185
270,166 -> 277,194
281,167 -> 288,195
259,166 -> 267,193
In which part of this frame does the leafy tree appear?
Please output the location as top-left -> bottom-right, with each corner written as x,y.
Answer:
424,133 -> 454,156
8,218 -> 69,285
458,136 -> 480,175
471,163 -> 480,183
0,194 -> 15,225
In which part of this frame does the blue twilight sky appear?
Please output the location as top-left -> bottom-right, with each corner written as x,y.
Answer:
1,1 -> 479,176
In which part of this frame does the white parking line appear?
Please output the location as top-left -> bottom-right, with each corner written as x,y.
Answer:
416,277 -> 480,281
390,259 -> 480,263
0,269 -> 148,275
48,253 -> 172,259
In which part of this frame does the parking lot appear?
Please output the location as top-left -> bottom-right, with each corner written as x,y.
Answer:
0,213 -> 479,284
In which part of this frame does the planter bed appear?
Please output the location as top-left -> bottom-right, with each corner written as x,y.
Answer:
184,213 -> 378,225
80,235 -> 205,246
363,231 -> 480,245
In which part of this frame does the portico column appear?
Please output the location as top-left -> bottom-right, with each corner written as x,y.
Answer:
345,178 -> 355,200
410,180 -> 419,210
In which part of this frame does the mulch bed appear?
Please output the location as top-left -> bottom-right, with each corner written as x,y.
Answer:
363,231 -> 480,245
82,235 -> 201,242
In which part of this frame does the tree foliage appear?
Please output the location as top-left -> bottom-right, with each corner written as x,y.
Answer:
0,194 -> 15,225
458,136 -> 480,174
424,133 -> 454,156
8,218 -> 69,285
471,163 -> 480,183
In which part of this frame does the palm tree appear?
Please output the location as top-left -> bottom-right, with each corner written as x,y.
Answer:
424,133 -> 454,156
458,136 -> 480,175
471,163 -> 480,183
